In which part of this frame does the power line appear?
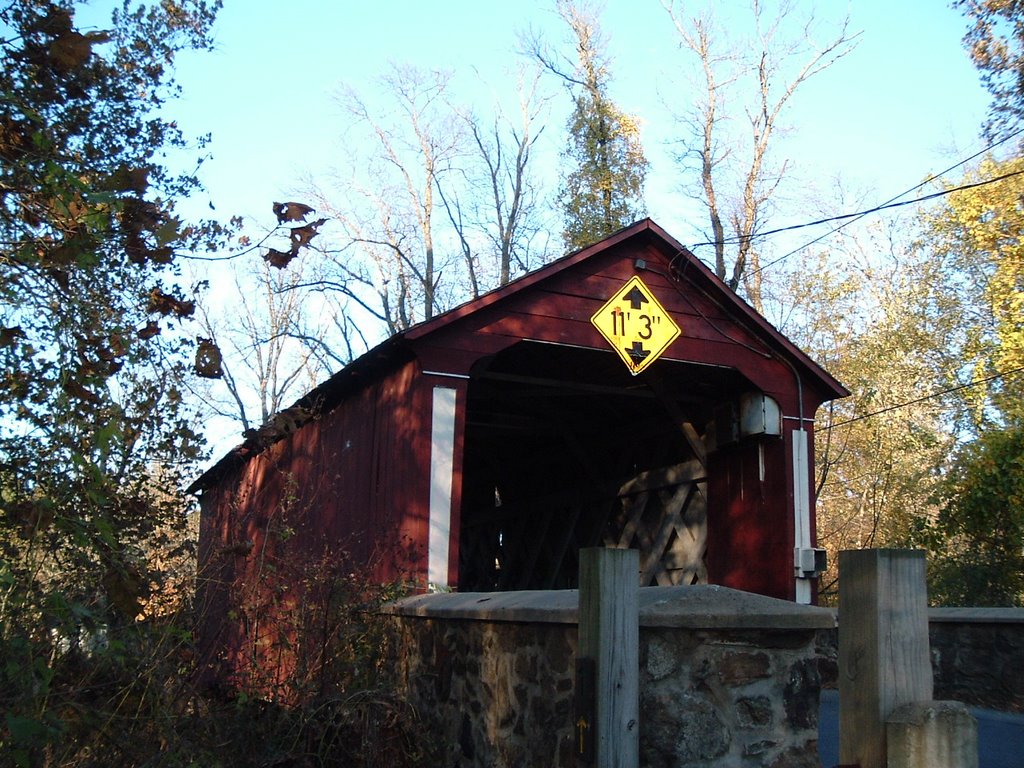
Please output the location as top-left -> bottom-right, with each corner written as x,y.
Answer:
751,167 -> 1024,277
823,363 -> 1024,431
675,132 -> 1024,433
687,126 -> 1024,275
752,128 -> 1024,277
692,166 -> 1024,253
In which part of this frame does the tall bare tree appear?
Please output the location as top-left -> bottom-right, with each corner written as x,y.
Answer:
307,62 -> 554,337
528,0 -> 649,251
323,64 -> 464,331
663,0 -> 857,310
441,69 -> 554,296
196,253 -> 333,436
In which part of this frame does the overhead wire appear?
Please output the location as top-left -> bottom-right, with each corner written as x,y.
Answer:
748,167 -> 1024,277
803,133 -> 1024,431
675,129 -> 1024,430
691,167 -> 1024,253
822,363 -> 1024,431
686,125 -> 1024,276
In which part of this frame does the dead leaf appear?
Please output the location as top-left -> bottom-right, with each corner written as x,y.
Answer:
263,247 -> 295,269
0,326 -> 25,348
289,218 -> 326,250
108,333 -> 127,356
138,320 -> 160,339
273,201 -> 315,224
17,500 -> 54,538
107,166 -> 149,194
48,268 -> 70,291
274,405 -> 312,434
146,287 -> 194,317
0,117 -> 33,162
258,406 -> 312,443
121,197 -> 161,234
77,360 -> 104,378
125,233 -> 146,264
49,33 -> 90,71
103,564 -> 148,619
6,371 -> 29,400
149,246 -> 174,264
62,378 -> 99,403
194,337 -> 223,379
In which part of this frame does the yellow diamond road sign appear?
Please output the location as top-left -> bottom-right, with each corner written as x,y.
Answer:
590,275 -> 681,375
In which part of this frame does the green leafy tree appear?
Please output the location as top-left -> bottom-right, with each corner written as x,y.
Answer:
924,155 -> 1024,426
927,424 -> 1024,606
907,1 -> 1024,606
531,0 -> 648,251
0,1 -> 223,761
913,156 -> 1024,604
775,222 -> 959,601
958,0 -> 1024,138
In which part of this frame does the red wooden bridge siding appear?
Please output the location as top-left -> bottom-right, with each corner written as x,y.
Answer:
191,219 -> 847,690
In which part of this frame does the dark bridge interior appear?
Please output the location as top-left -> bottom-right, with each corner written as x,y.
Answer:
456,340 -> 753,591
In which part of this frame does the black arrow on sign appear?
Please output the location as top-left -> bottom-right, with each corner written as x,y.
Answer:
623,286 -> 648,310
626,341 -> 650,363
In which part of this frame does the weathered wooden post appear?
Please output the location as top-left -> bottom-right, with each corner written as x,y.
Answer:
577,547 -> 639,767
838,549 -> 933,768
887,700 -> 978,768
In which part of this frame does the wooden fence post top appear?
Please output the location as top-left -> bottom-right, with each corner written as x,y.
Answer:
578,547 -> 639,768
838,548 -> 933,768
839,548 -> 926,563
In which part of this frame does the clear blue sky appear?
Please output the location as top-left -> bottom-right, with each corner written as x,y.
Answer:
159,0 -> 990,246
105,0 -> 991,454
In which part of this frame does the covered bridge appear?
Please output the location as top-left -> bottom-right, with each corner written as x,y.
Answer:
190,219 -> 847,650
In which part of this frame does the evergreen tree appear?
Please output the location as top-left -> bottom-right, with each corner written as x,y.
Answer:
534,1 -> 648,251
561,78 -> 648,251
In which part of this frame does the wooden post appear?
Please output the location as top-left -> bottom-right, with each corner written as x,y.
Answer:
887,701 -> 978,768
839,549 -> 933,768
578,547 -> 639,767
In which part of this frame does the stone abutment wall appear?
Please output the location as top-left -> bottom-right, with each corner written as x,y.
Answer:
384,585 -> 835,768
816,606 -> 1024,713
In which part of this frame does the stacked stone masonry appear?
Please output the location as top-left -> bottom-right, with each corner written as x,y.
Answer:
384,585 -> 835,768
816,607 -> 1024,713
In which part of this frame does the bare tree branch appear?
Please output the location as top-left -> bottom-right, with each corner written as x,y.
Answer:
664,0 -> 859,310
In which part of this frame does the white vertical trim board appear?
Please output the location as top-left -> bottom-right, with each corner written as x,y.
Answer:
428,386 -> 458,588
792,429 -> 813,604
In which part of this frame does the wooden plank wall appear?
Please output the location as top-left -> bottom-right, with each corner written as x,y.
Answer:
195,360 -> 434,691
416,243 -> 790,393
